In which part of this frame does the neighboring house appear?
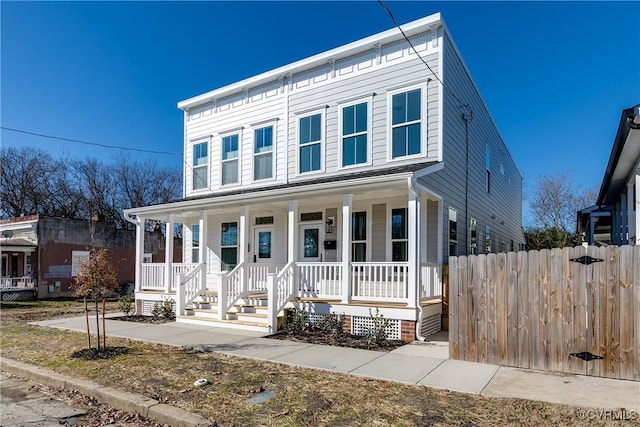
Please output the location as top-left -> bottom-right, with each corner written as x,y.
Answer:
0,215 -> 180,298
124,13 -> 524,340
578,104 -> 640,246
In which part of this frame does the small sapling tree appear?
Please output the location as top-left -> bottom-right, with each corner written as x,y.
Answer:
72,248 -> 119,352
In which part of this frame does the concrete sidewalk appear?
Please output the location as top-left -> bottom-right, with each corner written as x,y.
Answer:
34,316 -> 640,413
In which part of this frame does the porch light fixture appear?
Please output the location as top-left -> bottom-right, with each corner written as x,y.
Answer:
325,217 -> 334,234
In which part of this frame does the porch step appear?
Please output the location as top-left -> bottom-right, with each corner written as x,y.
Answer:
226,311 -> 268,323
176,315 -> 271,333
184,307 -> 218,319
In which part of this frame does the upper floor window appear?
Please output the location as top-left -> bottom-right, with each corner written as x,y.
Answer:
221,134 -> 239,186
254,126 -> 273,180
299,113 -> 322,173
391,88 -> 421,158
342,102 -> 368,167
192,142 -> 208,190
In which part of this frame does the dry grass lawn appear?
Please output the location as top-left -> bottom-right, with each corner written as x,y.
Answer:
1,300 -> 637,426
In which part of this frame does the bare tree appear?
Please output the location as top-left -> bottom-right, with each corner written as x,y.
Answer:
525,172 -> 598,249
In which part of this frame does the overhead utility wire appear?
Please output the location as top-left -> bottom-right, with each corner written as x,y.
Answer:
0,126 -> 181,156
376,0 -> 472,115
1,125 -> 218,194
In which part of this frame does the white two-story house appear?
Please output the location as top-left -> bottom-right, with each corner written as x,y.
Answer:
124,13 -> 524,341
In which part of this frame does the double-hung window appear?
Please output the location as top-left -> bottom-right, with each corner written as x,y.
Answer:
221,134 -> 239,185
485,226 -> 491,253
470,219 -> 478,255
352,211 -> 367,262
391,88 -> 421,158
449,208 -> 458,256
342,102 -> 368,167
221,222 -> 238,271
391,208 -> 408,262
192,142 -> 208,190
191,224 -> 200,263
254,126 -> 273,180
299,113 -> 322,173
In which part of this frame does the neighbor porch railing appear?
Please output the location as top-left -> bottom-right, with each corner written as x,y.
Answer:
351,262 -> 409,302
296,262 -> 342,299
0,277 -> 36,289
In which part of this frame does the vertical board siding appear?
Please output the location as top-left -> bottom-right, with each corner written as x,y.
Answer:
449,246 -> 639,381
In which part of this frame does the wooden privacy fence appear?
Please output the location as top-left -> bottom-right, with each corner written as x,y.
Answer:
448,245 -> 639,381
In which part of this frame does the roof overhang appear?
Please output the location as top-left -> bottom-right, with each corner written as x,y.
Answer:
598,104 -> 640,206
177,13 -> 443,111
0,237 -> 37,253
125,162 -> 439,220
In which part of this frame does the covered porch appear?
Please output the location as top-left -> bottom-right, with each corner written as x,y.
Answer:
125,173 -> 444,336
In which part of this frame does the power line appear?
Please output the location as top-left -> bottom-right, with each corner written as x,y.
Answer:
0,126 -> 181,156
1,125 -> 219,195
376,0 -> 472,113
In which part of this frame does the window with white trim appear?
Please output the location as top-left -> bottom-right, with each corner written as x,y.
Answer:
299,113 -> 322,173
391,208 -> 408,262
191,224 -> 200,263
391,88 -> 421,158
470,218 -> 478,255
221,134 -> 239,185
485,226 -> 491,253
449,208 -> 458,257
221,222 -> 238,271
342,102 -> 368,167
192,142 -> 208,190
352,211 -> 366,262
254,126 -> 273,180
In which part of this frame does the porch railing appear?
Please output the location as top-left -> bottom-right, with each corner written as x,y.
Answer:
171,263 -> 198,291
296,262 -> 342,299
175,263 -> 206,316
267,261 -> 296,332
420,262 -> 442,299
140,263 -> 198,291
218,262 -> 244,319
351,262 -> 409,302
247,263 -> 281,292
0,277 -> 36,289
140,264 -> 165,290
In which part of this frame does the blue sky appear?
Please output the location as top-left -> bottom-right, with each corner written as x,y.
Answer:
2,1 -> 639,222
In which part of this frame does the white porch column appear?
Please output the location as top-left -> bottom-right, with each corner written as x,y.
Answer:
134,217 -> 144,293
341,194 -> 352,304
164,217 -> 174,293
407,189 -> 420,308
239,206 -> 247,293
198,211 -> 207,289
287,201 -> 297,263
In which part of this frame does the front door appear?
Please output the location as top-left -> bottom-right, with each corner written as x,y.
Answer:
299,224 -> 322,262
253,227 -> 273,263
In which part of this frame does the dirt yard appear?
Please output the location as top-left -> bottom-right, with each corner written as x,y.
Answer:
1,300 -> 638,426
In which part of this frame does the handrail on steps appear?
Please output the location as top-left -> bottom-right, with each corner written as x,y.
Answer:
267,261 -> 296,333
217,262 -> 245,320
175,263 -> 206,316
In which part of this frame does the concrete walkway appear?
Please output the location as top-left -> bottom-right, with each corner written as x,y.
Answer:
32,316 -> 640,413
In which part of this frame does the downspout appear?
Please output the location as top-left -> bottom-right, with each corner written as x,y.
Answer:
408,177 -> 426,341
